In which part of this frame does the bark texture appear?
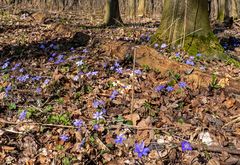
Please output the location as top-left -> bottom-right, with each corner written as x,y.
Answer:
153,0 -> 223,56
104,0 -> 123,26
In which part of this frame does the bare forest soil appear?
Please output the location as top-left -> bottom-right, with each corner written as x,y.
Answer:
0,10 -> 240,165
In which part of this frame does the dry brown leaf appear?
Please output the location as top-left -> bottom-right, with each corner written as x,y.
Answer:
224,98 -> 235,109
135,117 -> 154,145
2,146 -> 15,152
124,113 -> 140,126
207,158 -> 220,165
52,67 -> 63,82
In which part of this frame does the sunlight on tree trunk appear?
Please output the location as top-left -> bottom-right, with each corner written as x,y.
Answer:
129,0 -> 136,19
152,0 -> 223,56
104,0 -> 123,26
137,0 -> 145,17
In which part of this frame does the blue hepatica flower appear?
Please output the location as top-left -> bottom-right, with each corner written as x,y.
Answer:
110,90 -> 118,100
93,124 -> 99,131
60,135 -> 69,142
93,100 -> 105,108
82,48 -> 88,53
2,62 -> 10,69
181,141 -> 192,151
39,44 -> 45,49
76,60 -> 84,66
73,119 -> 83,128
73,75 -> 79,81
160,43 -> 167,49
178,81 -> 187,88
19,110 -> 27,120
93,111 -> 104,120
70,47 -> 74,51
19,68 -> 25,72
43,79 -> 50,85
36,87 -> 42,94
17,74 -> 29,82
115,134 -> 126,144
55,55 -> 64,64
134,142 -> 150,158
114,61 -> 120,68
116,67 -> 123,74
189,56 -> 195,60
186,59 -> 195,66
155,85 -> 165,92
91,71 -> 98,76
11,63 -> 21,71
134,69 -> 142,75
154,43 -> 159,48
176,52 -> 180,58
166,86 -> 174,92
5,85 -> 11,92
32,76 -> 41,81
196,53 -> 202,57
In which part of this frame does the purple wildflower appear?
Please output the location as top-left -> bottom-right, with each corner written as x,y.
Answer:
73,75 -> 79,81
93,100 -> 105,108
178,81 -> 187,88
70,47 -> 74,51
114,61 -> 120,68
134,69 -> 142,75
176,52 -> 180,58
155,85 -> 165,92
36,87 -> 42,94
110,90 -> 118,100
19,68 -> 24,72
189,56 -> 195,60
48,57 -> 54,62
76,60 -> 84,66
19,110 -> 27,120
51,53 -> 57,57
93,124 -> 99,131
116,67 -> 123,74
181,141 -> 192,151
17,74 -> 29,82
196,53 -> 202,57
93,111 -> 104,120
154,43 -> 159,48
134,142 -> 150,158
166,86 -> 174,92
115,134 -> 126,144
32,76 -> 41,81
91,71 -> 98,76
2,62 -> 9,69
43,79 -> 50,85
82,48 -> 88,53
11,63 -> 21,71
5,85 -> 11,92
60,135 -> 69,142
73,119 -> 83,128
186,59 -> 195,66
39,44 -> 45,49
160,43 -> 167,49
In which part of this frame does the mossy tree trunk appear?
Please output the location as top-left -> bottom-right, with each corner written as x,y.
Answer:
104,0 -> 123,26
217,0 -> 225,22
153,0 -> 223,56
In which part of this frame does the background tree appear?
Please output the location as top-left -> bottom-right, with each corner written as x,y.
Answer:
104,0 -> 123,26
152,0 -> 223,56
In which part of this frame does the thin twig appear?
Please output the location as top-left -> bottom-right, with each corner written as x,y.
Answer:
130,47 -> 136,121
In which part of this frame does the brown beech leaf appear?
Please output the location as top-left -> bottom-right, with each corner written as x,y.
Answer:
124,113 -> 140,126
135,116 -> 154,145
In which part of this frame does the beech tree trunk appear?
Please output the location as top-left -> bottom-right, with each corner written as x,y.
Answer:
104,0 -> 123,26
137,0 -> 145,17
153,0 -> 223,56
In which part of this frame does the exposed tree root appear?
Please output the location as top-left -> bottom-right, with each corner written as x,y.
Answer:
101,41 -> 240,95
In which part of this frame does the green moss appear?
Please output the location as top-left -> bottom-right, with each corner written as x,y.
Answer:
152,32 -> 240,68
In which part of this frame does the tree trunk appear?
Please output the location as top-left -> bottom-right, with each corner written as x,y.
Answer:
129,0 -> 136,19
104,0 -> 123,26
217,0 -> 225,22
153,0 -> 223,56
137,0 -> 145,17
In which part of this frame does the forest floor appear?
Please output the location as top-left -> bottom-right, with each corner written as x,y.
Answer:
0,10 -> 240,165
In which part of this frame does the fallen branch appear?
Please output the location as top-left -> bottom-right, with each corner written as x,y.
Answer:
192,144 -> 240,155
